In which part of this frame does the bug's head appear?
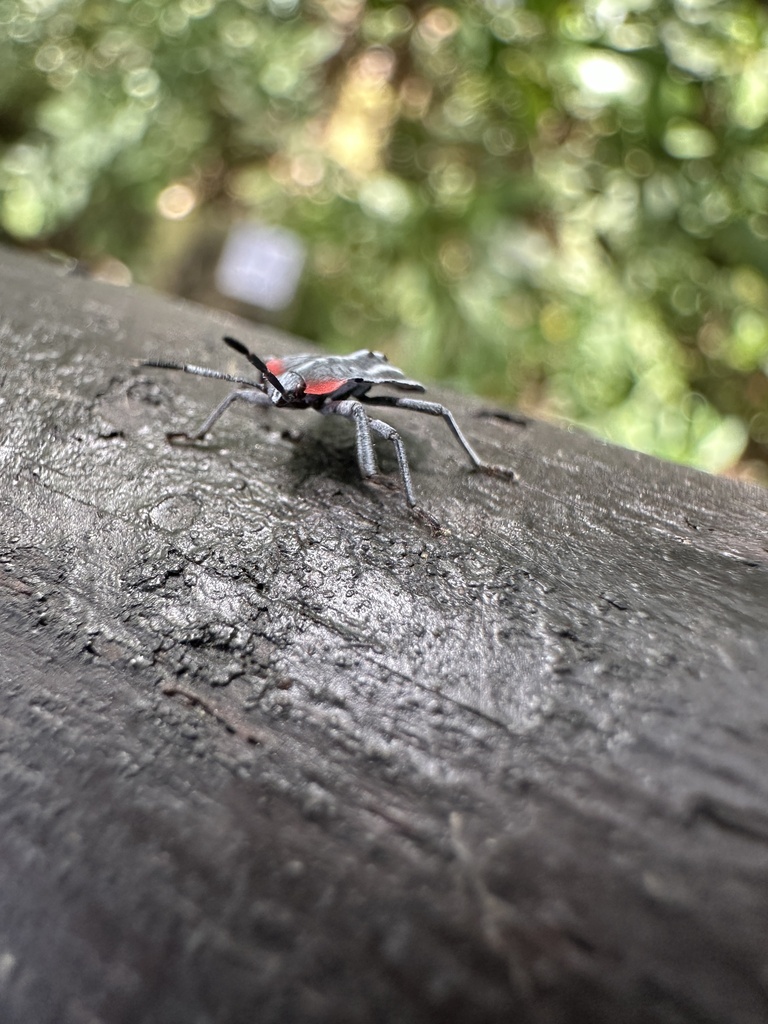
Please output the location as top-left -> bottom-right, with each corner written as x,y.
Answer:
264,370 -> 305,406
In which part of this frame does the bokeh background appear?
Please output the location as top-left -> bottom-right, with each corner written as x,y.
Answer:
3,0 -> 768,481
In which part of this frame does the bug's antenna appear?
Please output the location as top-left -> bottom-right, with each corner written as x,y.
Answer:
136,358 -> 263,390
223,336 -> 287,398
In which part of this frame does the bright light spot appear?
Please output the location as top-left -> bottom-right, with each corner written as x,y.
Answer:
608,22 -> 656,50
358,175 -> 413,222
1,180 -> 46,238
732,52 -> 768,130
429,162 -> 475,201
215,222 -> 306,311
20,0 -> 60,14
438,238 -> 471,278
268,0 -> 300,17
221,19 -> 258,48
746,147 -> 768,182
34,44 -> 65,73
123,67 -> 160,100
180,0 -> 216,18
490,223 -> 553,279
399,76 -> 432,119
260,63 -> 300,97
695,415 -> 748,474
92,257 -> 133,287
357,46 -> 395,84
643,173 -> 679,218
418,7 -> 459,46
663,119 -> 717,160
325,117 -> 377,174
490,8 -> 543,44
577,52 -> 645,99
660,22 -> 720,79
730,309 -> 768,371
322,0 -> 363,28
159,7 -> 188,35
289,153 -> 325,189
324,51 -> 397,175
156,183 -> 197,220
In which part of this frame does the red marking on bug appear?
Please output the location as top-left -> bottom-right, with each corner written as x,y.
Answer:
304,379 -> 347,396
266,358 -> 285,375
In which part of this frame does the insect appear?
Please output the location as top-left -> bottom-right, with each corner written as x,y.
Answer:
140,335 -> 514,525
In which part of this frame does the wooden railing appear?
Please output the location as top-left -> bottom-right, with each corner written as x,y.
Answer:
1,244 -> 767,1024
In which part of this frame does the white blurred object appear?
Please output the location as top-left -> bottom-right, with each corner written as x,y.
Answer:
215,222 -> 306,311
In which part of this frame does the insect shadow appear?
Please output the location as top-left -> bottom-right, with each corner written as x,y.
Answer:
284,415 -> 431,500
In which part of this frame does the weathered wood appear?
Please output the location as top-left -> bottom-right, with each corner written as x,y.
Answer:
1,244 -> 768,1024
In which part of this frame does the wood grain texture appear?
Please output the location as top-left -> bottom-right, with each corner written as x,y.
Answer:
1,246 -> 768,1024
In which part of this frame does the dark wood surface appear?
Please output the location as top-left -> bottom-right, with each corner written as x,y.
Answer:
2,245 -> 768,1024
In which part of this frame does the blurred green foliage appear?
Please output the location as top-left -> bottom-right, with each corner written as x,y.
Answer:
3,0 -> 768,478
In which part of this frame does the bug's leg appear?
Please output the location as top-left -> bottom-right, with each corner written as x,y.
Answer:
329,401 -> 380,477
366,415 -> 418,508
362,396 -> 516,480
322,400 -> 440,530
167,388 -> 271,443
321,400 -> 380,479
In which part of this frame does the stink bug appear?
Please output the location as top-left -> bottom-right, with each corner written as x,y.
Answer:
140,335 -> 514,524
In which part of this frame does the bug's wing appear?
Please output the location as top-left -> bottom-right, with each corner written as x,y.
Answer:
345,352 -> 425,391
270,351 -> 425,395
357,374 -> 425,392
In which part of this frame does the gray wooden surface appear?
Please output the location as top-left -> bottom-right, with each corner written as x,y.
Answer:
1,245 -> 768,1024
